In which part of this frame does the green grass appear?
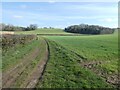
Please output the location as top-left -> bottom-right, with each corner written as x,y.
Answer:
43,31 -> 118,87
36,39 -> 112,88
3,29 -> 118,88
2,39 -> 40,72
15,28 -> 71,35
45,32 -> 118,61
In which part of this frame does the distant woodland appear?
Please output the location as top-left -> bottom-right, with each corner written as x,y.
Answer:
65,24 -> 115,34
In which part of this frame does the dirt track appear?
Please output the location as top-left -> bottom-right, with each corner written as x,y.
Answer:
20,39 -> 49,88
2,48 -> 41,88
2,38 -> 49,88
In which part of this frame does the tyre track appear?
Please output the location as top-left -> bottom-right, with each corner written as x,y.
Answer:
2,46 -> 41,88
20,38 -> 49,88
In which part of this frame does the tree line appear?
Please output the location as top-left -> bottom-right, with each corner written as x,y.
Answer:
0,23 -> 38,31
64,24 -> 115,34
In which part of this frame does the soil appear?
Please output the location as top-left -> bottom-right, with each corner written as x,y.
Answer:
20,39 -> 49,88
80,60 -> 118,87
2,45 -> 41,88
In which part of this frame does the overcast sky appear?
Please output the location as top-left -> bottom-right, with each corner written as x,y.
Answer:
1,2 -> 118,28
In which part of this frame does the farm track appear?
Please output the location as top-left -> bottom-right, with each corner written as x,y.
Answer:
2,47 -> 41,88
37,34 -> 81,36
20,38 -> 49,88
36,34 -> 91,36
2,37 -> 50,88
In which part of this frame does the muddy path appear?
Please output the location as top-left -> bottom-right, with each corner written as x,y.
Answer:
2,37 -> 50,88
2,44 -> 41,88
20,38 -> 49,88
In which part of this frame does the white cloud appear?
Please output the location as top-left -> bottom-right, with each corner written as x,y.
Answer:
48,0 -> 56,3
13,15 -> 23,18
104,18 -> 113,22
65,16 -> 87,19
20,5 -> 27,9
99,18 -> 117,22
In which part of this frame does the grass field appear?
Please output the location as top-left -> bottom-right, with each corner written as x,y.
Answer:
2,29 -> 118,88
45,31 -> 118,61
15,28 -> 72,35
36,39 -> 112,88
2,1 -> 119,89
42,30 -> 118,88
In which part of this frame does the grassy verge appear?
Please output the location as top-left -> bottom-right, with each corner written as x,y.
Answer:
44,32 -> 118,88
2,39 -> 40,72
36,39 -> 112,88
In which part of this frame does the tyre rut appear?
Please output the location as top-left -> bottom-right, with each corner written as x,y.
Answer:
2,46 -> 41,88
20,38 -> 49,88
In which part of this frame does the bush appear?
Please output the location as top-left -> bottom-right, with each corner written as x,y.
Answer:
2,34 -> 37,51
